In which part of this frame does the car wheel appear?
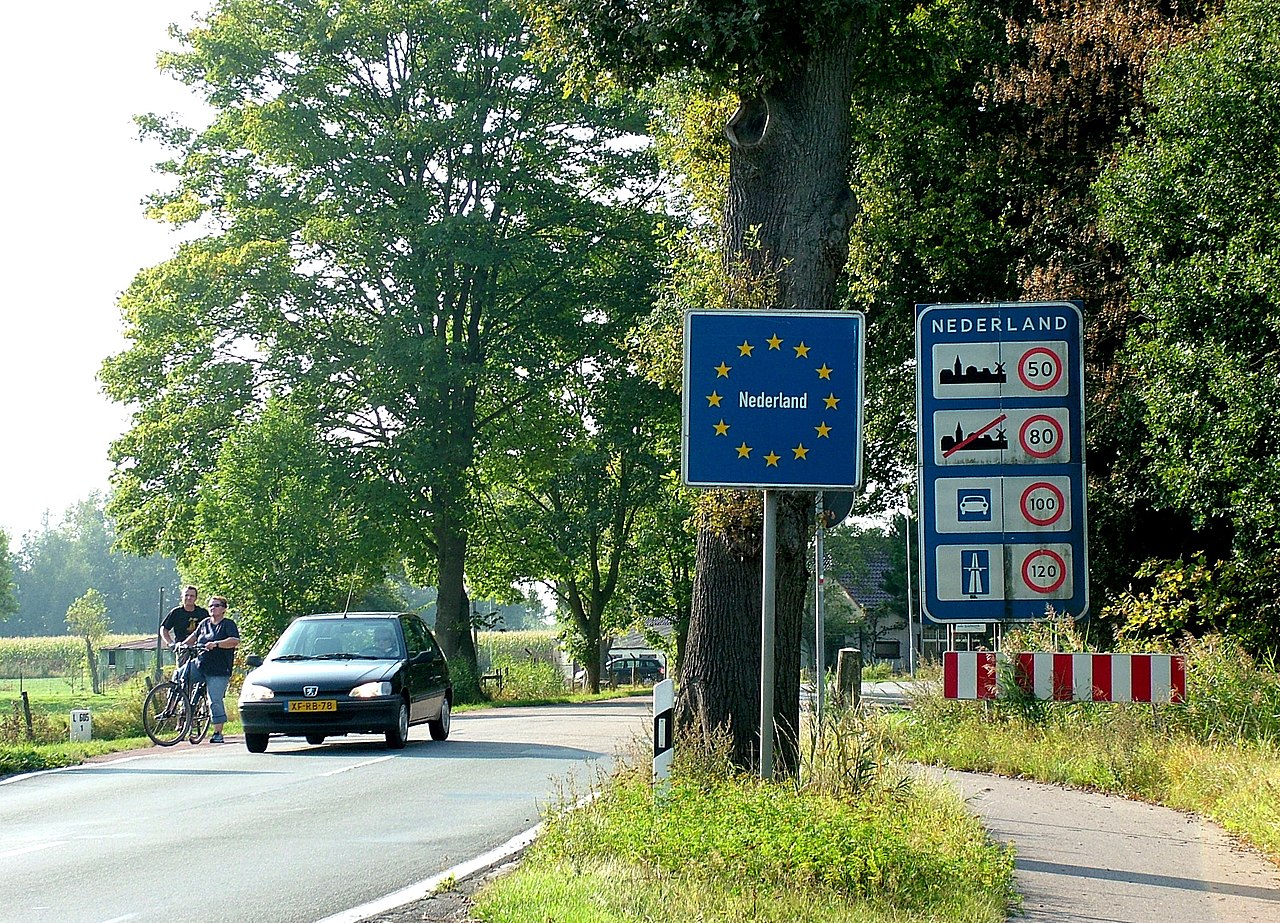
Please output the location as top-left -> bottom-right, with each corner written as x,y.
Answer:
428,697 -> 451,741
306,734 -> 326,745
245,733 -> 269,753
386,700 -> 409,749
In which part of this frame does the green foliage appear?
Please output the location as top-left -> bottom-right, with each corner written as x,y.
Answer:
104,0 -> 666,687
0,529 -> 16,622
186,399 -> 383,651
521,0 -> 873,94
7,495 -> 182,637
475,351 -> 680,689
1100,555 -> 1280,657
1094,0 -> 1280,653
65,589 -> 111,642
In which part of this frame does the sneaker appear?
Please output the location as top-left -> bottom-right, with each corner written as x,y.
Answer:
210,733 -> 225,744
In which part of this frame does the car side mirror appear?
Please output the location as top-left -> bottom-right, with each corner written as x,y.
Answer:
412,650 -> 435,665
246,655 -> 264,668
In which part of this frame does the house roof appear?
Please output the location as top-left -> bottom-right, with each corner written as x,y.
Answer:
101,637 -> 162,652
832,553 -> 895,609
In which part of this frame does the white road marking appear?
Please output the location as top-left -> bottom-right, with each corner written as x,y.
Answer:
311,823 -> 543,923
317,755 -> 395,778
0,841 -> 67,860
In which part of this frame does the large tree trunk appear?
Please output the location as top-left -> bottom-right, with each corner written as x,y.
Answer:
434,512 -> 480,701
677,36 -> 859,775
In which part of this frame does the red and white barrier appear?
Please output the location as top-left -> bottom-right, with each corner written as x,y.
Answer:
943,651 -> 1186,703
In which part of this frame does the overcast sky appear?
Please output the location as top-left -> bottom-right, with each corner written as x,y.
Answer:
1,3 -> 210,542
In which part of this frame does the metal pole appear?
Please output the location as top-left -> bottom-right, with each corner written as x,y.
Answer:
154,587 -> 165,684
904,508 -> 916,677
814,492 -> 826,728
760,489 -> 777,780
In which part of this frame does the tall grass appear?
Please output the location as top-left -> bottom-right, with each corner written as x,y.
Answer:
474,721 -> 1015,923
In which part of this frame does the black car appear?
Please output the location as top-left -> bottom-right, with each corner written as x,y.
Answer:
237,612 -> 452,752
605,654 -> 666,686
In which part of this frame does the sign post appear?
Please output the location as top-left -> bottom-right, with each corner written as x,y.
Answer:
683,309 -> 865,778
915,302 -> 1088,624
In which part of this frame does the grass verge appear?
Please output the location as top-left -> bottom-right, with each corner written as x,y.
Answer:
474,729 -> 1015,923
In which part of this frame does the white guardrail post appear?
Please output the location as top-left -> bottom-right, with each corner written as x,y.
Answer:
653,679 -> 674,795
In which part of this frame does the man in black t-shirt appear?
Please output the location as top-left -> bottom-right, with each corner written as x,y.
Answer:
162,586 -> 208,667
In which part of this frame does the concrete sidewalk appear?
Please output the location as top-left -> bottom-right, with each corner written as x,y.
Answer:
926,768 -> 1280,922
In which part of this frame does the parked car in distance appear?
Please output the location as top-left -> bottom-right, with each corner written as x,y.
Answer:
237,612 -> 451,753
604,654 -> 666,686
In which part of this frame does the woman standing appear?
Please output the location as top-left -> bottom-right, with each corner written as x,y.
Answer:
188,596 -> 240,743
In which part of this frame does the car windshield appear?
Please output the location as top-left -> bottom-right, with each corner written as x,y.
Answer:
270,619 -> 404,661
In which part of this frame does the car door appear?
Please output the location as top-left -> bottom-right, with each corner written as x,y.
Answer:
399,615 -> 445,722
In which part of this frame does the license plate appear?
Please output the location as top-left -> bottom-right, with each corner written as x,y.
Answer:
287,699 -> 336,713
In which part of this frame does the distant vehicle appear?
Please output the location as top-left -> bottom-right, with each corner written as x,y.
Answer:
958,494 -> 990,515
238,612 -> 451,753
605,654 -> 666,686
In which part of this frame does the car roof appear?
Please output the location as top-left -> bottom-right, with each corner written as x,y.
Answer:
294,612 -> 411,622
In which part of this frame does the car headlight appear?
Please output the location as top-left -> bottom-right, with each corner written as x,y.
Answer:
350,681 -> 393,698
240,682 -> 275,702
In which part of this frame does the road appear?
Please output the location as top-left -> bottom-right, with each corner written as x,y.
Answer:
0,699 -> 650,923
927,768 -> 1280,923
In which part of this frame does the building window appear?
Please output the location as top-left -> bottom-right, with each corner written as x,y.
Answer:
873,640 -> 901,660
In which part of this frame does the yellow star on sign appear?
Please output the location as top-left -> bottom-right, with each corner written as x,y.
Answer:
736,442 -> 752,458
794,342 -> 810,358
823,393 -> 840,410
793,444 -> 809,460
816,364 -> 832,379
764,451 -> 781,467
714,362 -> 731,377
766,334 -> 783,350
707,391 -> 723,407
815,422 -> 832,438
737,341 -> 754,356
713,420 -> 730,436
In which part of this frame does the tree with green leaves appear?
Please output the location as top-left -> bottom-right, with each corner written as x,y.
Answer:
0,529 -> 16,622
66,588 -> 111,694
102,0 -> 664,692
1095,0 -> 1280,656
522,0 -> 908,773
186,399 -> 385,650
8,497 -> 181,637
474,351 -> 679,691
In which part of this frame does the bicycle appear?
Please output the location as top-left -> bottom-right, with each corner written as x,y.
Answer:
142,644 -> 212,746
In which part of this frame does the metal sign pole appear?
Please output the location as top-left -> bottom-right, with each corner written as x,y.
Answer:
904,508 -> 915,676
814,493 -> 826,727
760,489 -> 777,780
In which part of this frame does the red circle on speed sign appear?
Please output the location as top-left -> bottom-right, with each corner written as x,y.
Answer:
1020,481 -> 1065,527
1017,346 -> 1063,391
1022,549 -> 1067,594
1019,414 -> 1064,459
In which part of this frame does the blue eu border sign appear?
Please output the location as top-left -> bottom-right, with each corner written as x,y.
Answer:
916,302 -> 1089,622
683,310 -> 865,489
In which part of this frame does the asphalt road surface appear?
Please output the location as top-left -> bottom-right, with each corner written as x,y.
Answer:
927,768 -> 1280,923
0,698 -> 650,923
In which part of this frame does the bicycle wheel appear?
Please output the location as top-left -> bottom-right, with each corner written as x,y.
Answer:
188,687 -> 211,743
143,681 -> 190,746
